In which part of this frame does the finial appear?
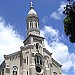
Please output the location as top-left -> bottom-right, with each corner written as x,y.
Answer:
30,2 -> 33,7
30,2 -> 33,9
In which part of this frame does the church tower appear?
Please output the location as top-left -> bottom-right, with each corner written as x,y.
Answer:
22,2 -> 62,75
26,2 -> 40,36
0,2 -> 62,75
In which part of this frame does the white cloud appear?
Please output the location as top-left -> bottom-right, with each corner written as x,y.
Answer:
40,25 -> 75,74
50,2 -> 67,20
42,16 -> 49,23
0,17 -> 23,63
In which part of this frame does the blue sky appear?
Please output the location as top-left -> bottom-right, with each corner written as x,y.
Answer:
0,0 -> 75,75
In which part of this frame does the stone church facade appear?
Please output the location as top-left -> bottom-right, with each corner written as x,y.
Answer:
0,2 -> 62,75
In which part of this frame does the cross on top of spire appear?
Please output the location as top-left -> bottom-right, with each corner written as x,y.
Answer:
30,2 -> 33,8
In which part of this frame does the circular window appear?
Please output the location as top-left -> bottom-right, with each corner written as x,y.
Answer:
36,66 -> 41,73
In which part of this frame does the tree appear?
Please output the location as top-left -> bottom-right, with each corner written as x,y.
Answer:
63,0 -> 75,43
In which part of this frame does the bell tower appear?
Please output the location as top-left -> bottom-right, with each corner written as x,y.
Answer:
26,2 -> 40,36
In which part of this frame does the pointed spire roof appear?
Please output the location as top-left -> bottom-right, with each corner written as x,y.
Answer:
28,2 -> 37,15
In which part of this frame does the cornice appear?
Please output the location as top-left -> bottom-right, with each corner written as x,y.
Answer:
52,58 -> 62,68
4,51 -> 21,60
20,44 -> 34,51
43,48 -> 52,56
23,34 -> 45,44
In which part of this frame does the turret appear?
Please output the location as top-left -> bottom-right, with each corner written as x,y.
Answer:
26,2 -> 40,36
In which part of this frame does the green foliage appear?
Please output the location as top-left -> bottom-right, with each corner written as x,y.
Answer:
63,0 -> 75,43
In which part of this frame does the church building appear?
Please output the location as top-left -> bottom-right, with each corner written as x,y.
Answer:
0,2 -> 62,75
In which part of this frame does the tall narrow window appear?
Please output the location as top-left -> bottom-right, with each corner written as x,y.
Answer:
27,57 -> 28,65
35,22 -> 37,28
30,22 -> 32,28
27,71 -> 28,75
36,43 -> 39,49
30,22 -> 33,28
35,58 -> 36,64
37,56 -> 39,63
32,22 -> 33,28
35,54 -> 43,65
40,57 -> 42,65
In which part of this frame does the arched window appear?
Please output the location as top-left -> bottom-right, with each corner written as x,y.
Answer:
30,22 -> 33,28
12,66 -> 18,75
27,57 -> 28,65
36,43 -> 39,49
35,53 -> 43,65
35,53 -> 44,73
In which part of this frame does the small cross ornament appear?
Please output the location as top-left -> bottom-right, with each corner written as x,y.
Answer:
30,2 -> 33,7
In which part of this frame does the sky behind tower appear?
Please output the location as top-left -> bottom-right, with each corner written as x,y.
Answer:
0,0 -> 75,75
